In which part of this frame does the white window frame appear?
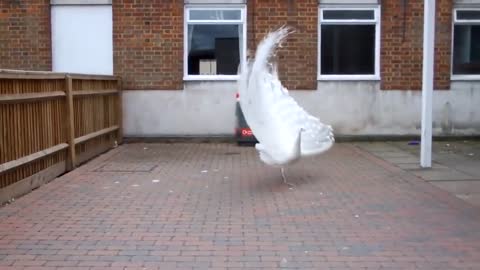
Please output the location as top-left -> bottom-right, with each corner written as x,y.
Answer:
184,5 -> 247,81
318,6 -> 381,81
451,8 -> 480,80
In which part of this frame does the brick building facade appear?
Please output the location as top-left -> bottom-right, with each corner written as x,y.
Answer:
1,0 -> 479,136
113,1 -> 184,90
380,0 -> 452,90
0,0 -> 469,90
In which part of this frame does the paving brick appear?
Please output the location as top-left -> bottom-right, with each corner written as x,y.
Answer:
49,267 -> 90,270
44,260 -> 79,267
57,250 -> 88,256
86,250 -> 119,256
34,255 -> 68,261
3,255 -> 35,260
67,255 -> 99,261
77,260 -> 111,267
150,250 -> 181,256
110,261 -> 145,268
12,260 -> 47,266
16,265 -> 57,270
24,249 -> 58,255
0,262 -> 14,268
118,250 -> 149,256
130,255 -> 164,262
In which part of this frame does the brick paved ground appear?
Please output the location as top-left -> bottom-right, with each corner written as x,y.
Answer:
1,143 -> 480,270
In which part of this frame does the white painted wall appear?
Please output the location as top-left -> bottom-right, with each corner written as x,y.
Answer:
123,81 -> 480,137
51,5 -> 113,75
123,82 -> 238,136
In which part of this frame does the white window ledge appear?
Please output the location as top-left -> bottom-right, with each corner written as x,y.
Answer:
451,75 -> 480,81
454,0 -> 480,6
318,75 -> 380,81
183,75 -> 240,81
320,0 -> 379,3
185,0 -> 246,3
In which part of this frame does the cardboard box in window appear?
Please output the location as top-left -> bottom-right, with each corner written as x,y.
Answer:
199,59 -> 217,75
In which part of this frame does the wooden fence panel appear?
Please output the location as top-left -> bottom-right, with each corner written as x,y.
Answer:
0,78 -> 67,189
0,70 -> 122,204
72,78 -> 120,164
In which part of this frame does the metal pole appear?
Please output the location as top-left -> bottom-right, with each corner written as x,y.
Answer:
421,0 -> 436,168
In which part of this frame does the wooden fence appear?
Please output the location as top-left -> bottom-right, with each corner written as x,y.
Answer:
0,69 -> 122,204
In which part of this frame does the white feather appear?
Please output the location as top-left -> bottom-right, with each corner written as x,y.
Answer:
238,27 -> 334,166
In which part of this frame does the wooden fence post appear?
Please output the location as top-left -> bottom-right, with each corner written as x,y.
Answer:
116,78 -> 123,145
65,75 -> 76,170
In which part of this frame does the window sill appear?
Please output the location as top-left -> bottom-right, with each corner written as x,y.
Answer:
318,75 -> 380,81
451,75 -> 480,81
183,75 -> 239,81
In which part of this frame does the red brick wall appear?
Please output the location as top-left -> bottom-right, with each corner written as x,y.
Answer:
0,0 -> 51,71
0,1 -> 454,91
114,0 -> 318,90
435,0 -> 453,90
381,0 -> 452,90
113,0 -> 184,90
247,0 -> 318,90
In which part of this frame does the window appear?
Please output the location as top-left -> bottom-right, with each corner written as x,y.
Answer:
51,4 -> 113,75
452,9 -> 480,78
184,7 -> 246,80
318,7 -> 380,80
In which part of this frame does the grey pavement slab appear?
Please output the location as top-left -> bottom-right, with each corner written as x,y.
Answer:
356,140 -> 480,207
410,167 -> 477,181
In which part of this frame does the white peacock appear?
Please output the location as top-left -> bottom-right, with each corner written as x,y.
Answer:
237,27 -> 335,186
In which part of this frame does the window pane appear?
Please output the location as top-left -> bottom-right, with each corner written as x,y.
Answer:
453,25 -> 480,75
190,10 -> 241,20
321,25 -> 375,75
323,10 -> 374,20
187,24 -> 242,75
457,10 -> 480,20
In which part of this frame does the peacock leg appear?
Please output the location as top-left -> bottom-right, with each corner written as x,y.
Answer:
281,167 -> 295,187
